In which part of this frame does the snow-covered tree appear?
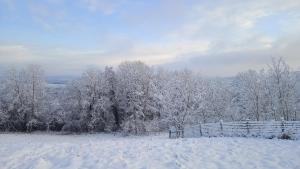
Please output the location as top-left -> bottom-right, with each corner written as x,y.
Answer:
0,58 -> 299,133
234,70 -> 265,121
62,68 -> 115,132
163,69 -> 198,130
267,57 -> 297,120
103,66 -> 120,130
44,85 -> 65,131
0,65 -> 47,132
1,68 -> 26,131
116,61 -> 158,134
24,65 -> 47,131
199,78 -> 232,122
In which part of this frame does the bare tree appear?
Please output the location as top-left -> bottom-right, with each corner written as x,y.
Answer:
163,69 -> 197,130
267,57 -> 297,120
235,70 -> 265,121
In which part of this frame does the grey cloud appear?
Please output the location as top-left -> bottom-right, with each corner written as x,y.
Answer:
163,33 -> 300,76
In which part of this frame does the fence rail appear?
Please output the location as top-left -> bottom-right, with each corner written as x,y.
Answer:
171,120 -> 300,139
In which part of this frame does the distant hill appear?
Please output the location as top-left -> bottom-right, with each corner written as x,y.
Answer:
46,75 -> 77,85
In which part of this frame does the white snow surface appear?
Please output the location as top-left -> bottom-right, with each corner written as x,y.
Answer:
0,133 -> 300,169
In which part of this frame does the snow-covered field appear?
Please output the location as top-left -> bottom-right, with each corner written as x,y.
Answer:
0,134 -> 299,169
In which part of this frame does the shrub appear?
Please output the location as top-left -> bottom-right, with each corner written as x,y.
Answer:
61,121 -> 82,134
278,132 -> 293,140
26,119 -> 47,132
48,118 -> 65,131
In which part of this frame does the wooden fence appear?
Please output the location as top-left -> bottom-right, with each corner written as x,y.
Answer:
171,119 -> 300,139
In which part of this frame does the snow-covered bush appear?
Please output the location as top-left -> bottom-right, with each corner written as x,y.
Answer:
26,119 -> 47,132
61,121 -> 82,134
48,118 -> 65,131
278,132 -> 293,140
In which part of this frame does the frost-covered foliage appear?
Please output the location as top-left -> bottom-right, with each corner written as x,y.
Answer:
62,68 -> 116,133
231,58 -> 298,121
0,58 -> 299,134
116,61 -> 160,134
162,70 -> 199,130
0,65 -> 47,132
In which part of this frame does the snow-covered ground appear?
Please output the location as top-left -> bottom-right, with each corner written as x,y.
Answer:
0,134 -> 299,169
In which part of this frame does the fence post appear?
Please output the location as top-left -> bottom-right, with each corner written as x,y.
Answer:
220,120 -> 223,136
169,130 -> 171,138
207,125 -> 210,137
246,119 -> 250,135
199,123 -> 203,136
281,117 -> 285,133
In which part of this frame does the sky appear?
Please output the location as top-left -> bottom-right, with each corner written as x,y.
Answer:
0,0 -> 300,77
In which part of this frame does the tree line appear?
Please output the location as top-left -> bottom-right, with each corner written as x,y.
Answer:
0,58 -> 299,134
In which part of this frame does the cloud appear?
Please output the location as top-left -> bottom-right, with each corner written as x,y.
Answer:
163,32 -> 300,76
158,0 -> 300,75
81,0 -> 125,15
0,44 -> 107,75
1,0 -> 300,76
0,39 -> 209,75
0,45 -> 35,63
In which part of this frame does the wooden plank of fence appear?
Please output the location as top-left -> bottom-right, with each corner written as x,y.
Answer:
184,120 -> 300,139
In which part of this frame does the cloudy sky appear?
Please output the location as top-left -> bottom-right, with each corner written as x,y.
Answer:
0,0 -> 300,76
